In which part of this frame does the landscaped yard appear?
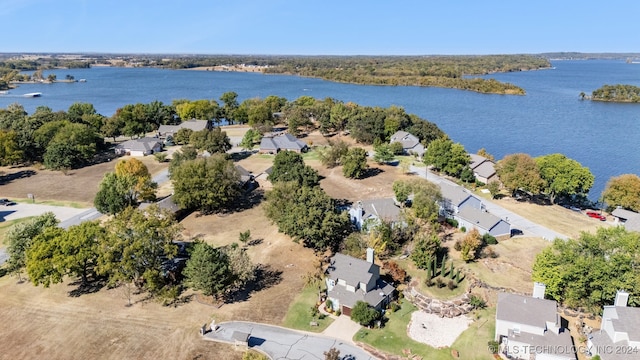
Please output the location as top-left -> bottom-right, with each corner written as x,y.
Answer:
354,300 -> 495,360
398,257 -> 468,301
282,283 -> 333,332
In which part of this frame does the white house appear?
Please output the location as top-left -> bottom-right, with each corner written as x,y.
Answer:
349,198 -> 402,230
115,137 -> 163,156
495,283 -> 575,360
325,248 -> 395,317
587,290 -> 640,359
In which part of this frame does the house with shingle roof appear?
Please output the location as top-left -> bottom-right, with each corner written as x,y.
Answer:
457,206 -> 511,239
349,198 -> 402,230
325,248 -> 395,317
468,153 -> 498,184
157,119 -> 211,138
439,182 -> 482,215
496,283 -> 575,360
389,130 -> 425,158
115,137 -> 163,156
611,208 -> 640,233
587,291 -> 640,360
258,133 -> 308,154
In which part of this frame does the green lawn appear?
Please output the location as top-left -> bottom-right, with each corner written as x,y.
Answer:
10,198 -> 91,208
354,300 -> 495,360
281,285 -> 333,333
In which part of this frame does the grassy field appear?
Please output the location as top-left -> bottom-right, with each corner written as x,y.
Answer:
281,283 -> 334,333
354,300 -> 495,360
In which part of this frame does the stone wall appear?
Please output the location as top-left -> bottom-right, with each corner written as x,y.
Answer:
403,287 -> 474,318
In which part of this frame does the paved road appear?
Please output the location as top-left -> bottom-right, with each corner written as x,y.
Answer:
0,203 -> 91,264
59,169 -> 171,229
205,321 -> 375,360
409,165 -> 568,241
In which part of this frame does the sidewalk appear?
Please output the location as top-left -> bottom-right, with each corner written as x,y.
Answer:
409,165 -> 568,241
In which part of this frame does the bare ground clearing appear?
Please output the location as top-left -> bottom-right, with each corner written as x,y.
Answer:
0,156 -> 168,206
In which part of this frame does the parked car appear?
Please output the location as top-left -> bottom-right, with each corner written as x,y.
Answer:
0,198 -> 16,206
586,211 -> 606,221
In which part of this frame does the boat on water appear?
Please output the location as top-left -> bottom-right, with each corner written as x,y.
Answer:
79,79 -> 87,82
23,92 -> 42,97
0,90 -> 9,95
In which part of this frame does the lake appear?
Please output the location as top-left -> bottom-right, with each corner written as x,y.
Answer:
1,60 -> 639,200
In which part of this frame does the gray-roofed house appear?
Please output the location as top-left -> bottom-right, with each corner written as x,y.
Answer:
115,137 -> 163,156
138,195 -> 179,213
157,119 -> 211,138
349,198 -> 402,231
456,206 -> 511,239
438,182 -> 482,215
389,130 -> 425,158
611,208 -> 640,233
258,133 -> 308,154
325,248 -> 395,317
587,290 -> 640,360
468,154 -> 498,184
496,283 -> 575,360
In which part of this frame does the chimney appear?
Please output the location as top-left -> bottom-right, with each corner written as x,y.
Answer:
615,290 -> 629,307
532,282 -> 546,299
366,248 -> 374,264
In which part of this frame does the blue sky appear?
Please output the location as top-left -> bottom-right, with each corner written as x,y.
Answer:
3,0 -> 639,55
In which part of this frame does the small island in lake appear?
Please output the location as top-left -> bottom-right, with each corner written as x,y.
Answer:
588,84 -> 640,103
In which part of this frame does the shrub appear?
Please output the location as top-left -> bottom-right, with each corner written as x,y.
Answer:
454,240 -> 462,251
425,277 -> 434,287
487,340 -> 500,354
469,294 -> 487,309
154,152 -> 167,162
335,310 -> 341,316
447,280 -> 457,290
446,218 -> 458,228
310,305 -> 319,318
482,233 -> 498,245
389,302 -> 400,312
460,226 -> 466,232
318,313 -> 327,320
435,277 -> 445,288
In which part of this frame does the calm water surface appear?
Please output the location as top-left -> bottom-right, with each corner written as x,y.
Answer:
1,60 -> 639,199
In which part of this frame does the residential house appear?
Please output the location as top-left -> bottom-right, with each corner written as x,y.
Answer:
468,154 -> 498,184
496,283 -> 575,360
115,137 -> 163,156
587,290 -> 640,360
157,119 -> 211,138
235,165 -> 256,189
389,130 -> 425,158
438,182 -> 510,238
325,248 -> 395,316
259,133 -> 308,153
349,198 -> 402,231
139,194 -> 180,213
456,206 -> 511,239
611,208 -> 640,233
439,182 -> 482,215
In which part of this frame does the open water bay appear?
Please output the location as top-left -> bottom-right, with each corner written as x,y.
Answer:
1,60 -> 638,199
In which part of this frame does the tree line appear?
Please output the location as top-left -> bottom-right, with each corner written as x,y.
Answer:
590,84 -> 640,103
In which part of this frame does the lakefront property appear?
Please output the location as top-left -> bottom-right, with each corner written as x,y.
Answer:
1,53 -> 640,360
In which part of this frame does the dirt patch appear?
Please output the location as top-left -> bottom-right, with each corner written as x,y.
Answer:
0,155 -> 168,206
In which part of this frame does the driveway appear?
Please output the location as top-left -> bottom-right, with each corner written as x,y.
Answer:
409,165 -> 568,241
322,315 -> 362,344
204,321 -> 375,360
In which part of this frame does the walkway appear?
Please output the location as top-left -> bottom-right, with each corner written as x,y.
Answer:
204,321 -> 376,360
409,165 -> 568,240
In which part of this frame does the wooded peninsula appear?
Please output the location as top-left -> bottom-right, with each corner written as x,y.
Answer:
590,84 -> 640,103
0,54 -> 551,94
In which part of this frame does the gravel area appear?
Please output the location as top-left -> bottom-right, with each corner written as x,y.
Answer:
407,311 -> 472,348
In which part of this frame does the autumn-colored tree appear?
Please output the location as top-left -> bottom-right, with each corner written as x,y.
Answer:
602,174 -> 640,212
382,260 -> 408,284
460,228 -> 482,262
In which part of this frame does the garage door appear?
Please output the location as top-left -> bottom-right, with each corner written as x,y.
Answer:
342,306 -> 352,316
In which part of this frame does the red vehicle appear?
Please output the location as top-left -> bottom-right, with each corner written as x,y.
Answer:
586,211 -> 606,221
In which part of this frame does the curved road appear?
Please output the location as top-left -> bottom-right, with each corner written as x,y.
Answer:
204,321 -> 375,360
409,165 -> 568,241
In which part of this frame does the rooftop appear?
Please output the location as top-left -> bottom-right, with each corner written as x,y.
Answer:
497,292 -> 558,328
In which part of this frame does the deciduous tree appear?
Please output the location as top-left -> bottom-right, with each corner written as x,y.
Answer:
6,212 -> 59,280
341,147 -> 368,179
536,153 -> 594,204
183,241 -> 234,301
495,153 -> 545,196
602,174 -> 640,212
350,301 -> 381,326
171,154 -> 241,213
268,150 -> 319,187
